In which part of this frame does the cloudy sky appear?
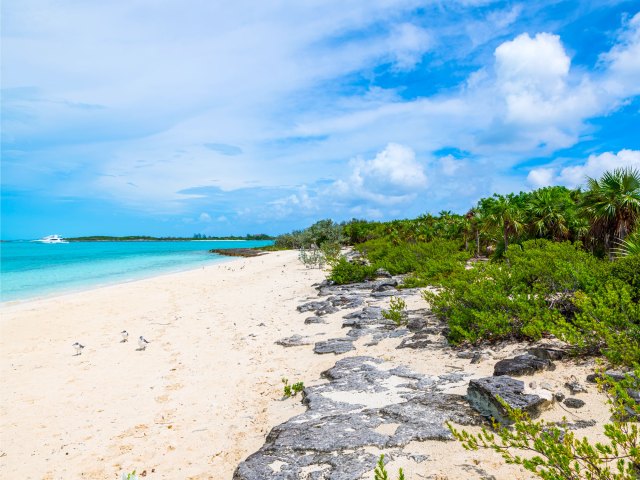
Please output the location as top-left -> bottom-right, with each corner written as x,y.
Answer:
2,1 -> 640,239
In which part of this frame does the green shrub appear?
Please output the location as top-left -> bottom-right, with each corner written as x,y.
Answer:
282,378 -> 305,398
568,282 -> 640,366
382,297 -> 407,326
424,241 -> 606,343
609,255 -> 640,297
328,257 -> 377,284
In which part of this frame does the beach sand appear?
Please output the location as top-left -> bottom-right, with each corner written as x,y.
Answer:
0,251 -> 612,479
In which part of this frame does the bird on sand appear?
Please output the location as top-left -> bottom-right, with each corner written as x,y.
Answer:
138,336 -> 150,351
72,342 -> 85,356
120,330 -> 129,343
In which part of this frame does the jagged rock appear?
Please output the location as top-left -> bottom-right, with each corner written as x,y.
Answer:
554,392 -> 565,402
527,344 -> 567,361
397,332 -> 433,349
564,398 -> 585,409
467,376 -> 551,424
234,357 -> 483,479
342,307 -> 392,330
493,354 -> 554,377
313,338 -> 355,355
327,295 -> 365,309
372,278 -> 398,292
406,317 -> 427,332
375,268 -> 392,278
276,334 -> 312,347
315,304 -> 339,316
565,378 -> 587,394
304,316 -> 326,324
297,300 -> 331,313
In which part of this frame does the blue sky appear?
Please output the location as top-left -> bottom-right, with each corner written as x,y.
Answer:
2,0 -> 640,239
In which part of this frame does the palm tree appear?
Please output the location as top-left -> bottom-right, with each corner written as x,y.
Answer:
526,187 -> 571,241
483,194 -> 525,251
581,167 -> 640,258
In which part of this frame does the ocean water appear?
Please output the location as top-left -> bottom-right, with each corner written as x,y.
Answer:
0,240 -> 273,302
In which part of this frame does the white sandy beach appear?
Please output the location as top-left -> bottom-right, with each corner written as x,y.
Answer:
0,251 -> 612,479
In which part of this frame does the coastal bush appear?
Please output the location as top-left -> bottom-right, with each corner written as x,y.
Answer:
328,257 -> 377,284
567,282 -> 640,366
424,240 -> 608,345
447,374 -> 640,480
357,238 -> 466,275
382,297 -> 407,326
609,254 -> 640,297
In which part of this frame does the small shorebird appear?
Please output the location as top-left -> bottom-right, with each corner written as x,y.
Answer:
138,336 -> 150,351
120,330 -> 129,343
72,342 -> 85,356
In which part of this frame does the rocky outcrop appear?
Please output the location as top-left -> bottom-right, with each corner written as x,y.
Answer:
467,376 -> 552,424
313,338 -> 355,355
493,354 -> 554,377
234,357 -> 483,479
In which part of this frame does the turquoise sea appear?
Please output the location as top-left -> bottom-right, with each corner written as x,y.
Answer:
0,240 -> 273,302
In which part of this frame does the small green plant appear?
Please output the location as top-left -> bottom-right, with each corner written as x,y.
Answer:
447,373 -> 640,480
282,378 -> 305,398
382,297 -> 407,326
373,454 -> 405,480
122,471 -> 138,480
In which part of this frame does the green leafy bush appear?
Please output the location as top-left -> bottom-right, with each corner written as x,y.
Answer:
609,255 -> 640,297
382,297 -> 407,326
328,257 -> 377,284
282,378 -> 305,398
568,282 -> 640,366
424,241 -> 605,342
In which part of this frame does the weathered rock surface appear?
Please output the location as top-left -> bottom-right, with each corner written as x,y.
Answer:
234,357 -> 483,479
297,300 -> 331,313
564,398 -> 585,409
527,344 -> 567,361
467,376 -> 552,424
493,354 -> 554,377
313,338 -> 355,355
276,334 -> 313,347
304,316 -> 327,324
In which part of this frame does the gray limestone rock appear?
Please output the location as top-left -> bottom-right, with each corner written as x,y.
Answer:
304,316 -> 327,324
493,354 -> 554,377
527,345 -> 567,361
397,332 -> 433,350
313,338 -> 355,355
297,300 -> 331,313
372,278 -> 398,292
234,356 -> 483,479
564,398 -> 586,409
467,376 -> 551,424
375,268 -> 393,278
276,334 -> 312,347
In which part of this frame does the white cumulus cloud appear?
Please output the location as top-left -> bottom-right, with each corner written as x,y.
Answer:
527,167 -> 556,188
528,149 -> 640,189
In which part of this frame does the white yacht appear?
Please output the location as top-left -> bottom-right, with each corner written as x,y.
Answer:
35,234 -> 69,244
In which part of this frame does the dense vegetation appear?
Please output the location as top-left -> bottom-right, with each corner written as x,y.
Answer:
275,167 -> 640,368
67,233 -> 274,242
